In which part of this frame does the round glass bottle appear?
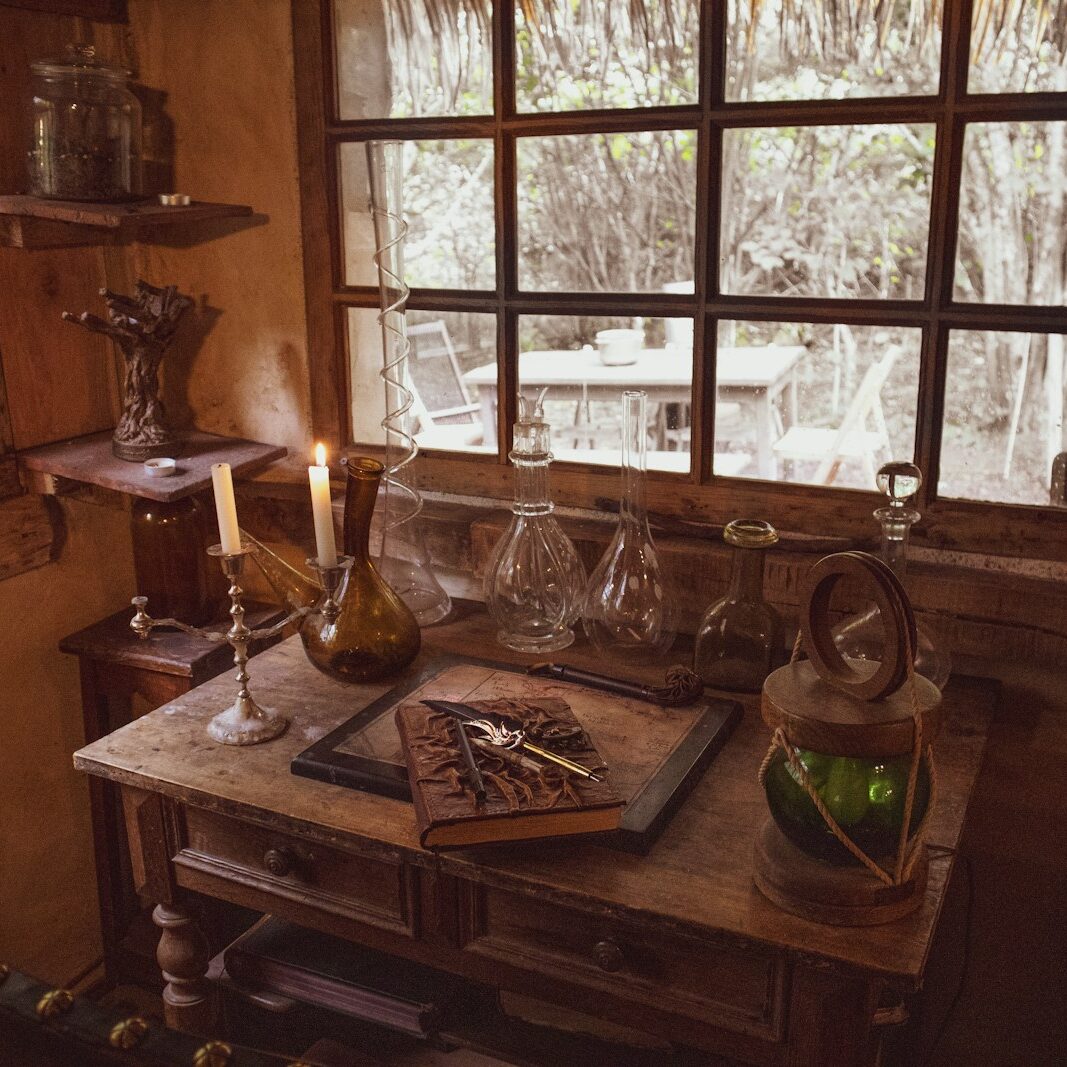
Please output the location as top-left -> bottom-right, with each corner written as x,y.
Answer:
28,44 -> 142,201
484,391 -> 586,653
693,519 -> 781,692
299,457 -> 421,683
763,746 -> 932,866
833,462 -> 951,690
582,390 -> 675,662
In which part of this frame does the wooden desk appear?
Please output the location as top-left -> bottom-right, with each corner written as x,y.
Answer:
61,604 -> 285,984
74,608 -> 993,1066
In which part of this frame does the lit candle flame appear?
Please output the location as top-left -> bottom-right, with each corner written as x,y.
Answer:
314,443 -> 326,468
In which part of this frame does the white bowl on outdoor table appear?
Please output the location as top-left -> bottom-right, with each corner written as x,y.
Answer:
595,328 -> 641,366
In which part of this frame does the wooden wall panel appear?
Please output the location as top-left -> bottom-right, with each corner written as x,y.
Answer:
0,8 -> 127,449
0,249 -> 120,448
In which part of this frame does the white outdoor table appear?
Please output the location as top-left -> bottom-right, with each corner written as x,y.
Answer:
463,345 -> 807,478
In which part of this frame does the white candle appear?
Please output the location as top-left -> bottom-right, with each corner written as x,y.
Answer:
210,462 -> 243,555
309,443 -> 338,568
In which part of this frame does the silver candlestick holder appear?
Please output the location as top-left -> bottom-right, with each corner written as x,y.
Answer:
305,554 -> 354,623
130,542 -> 311,745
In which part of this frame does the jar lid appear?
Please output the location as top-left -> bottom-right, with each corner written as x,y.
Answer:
32,44 -> 130,82
723,518 -> 779,548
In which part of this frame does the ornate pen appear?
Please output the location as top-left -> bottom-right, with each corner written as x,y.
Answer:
451,715 -> 486,804
421,700 -> 604,783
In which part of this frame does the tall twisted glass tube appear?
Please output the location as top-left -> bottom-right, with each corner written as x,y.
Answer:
366,140 -> 451,625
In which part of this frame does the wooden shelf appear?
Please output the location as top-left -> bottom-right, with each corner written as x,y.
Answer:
0,195 -> 255,249
20,429 -> 286,502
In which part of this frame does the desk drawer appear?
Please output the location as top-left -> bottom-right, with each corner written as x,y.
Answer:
174,807 -> 416,938
460,885 -> 784,1040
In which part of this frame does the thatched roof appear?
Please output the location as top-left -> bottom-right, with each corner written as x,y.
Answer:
379,0 -> 1067,108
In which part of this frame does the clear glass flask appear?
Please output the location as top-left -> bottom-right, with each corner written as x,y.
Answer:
484,391 -> 586,653
693,519 -> 781,692
833,461 -> 951,690
366,139 -> 452,625
582,390 -> 675,662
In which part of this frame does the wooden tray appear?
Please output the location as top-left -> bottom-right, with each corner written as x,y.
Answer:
292,656 -> 741,855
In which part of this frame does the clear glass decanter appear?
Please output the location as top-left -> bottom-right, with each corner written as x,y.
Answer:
833,461 -> 951,690
582,390 -> 675,662
693,519 -> 781,692
484,391 -> 586,653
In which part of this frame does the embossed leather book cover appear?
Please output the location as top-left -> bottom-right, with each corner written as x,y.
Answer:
396,696 -> 624,848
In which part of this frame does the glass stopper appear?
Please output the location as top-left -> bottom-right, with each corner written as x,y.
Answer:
876,461 -> 922,507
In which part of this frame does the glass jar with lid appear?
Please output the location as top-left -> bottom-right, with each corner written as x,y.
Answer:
27,44 -> 143,201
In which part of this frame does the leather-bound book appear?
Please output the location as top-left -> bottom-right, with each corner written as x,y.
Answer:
224,917 -> 469,1038
396,696 -> 624,848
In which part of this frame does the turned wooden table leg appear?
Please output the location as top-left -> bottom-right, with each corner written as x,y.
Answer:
153,902 -> 214,1033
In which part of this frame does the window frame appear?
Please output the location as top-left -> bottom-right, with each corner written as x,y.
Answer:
292,0 -> 1067,561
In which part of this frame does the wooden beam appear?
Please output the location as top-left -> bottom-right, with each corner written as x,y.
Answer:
0,493 -> 55,581
0,0 -> 126,19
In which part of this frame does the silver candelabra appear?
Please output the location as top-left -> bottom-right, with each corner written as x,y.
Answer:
129,542 -> 346,746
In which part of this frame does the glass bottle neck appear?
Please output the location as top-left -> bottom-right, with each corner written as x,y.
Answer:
874,505 -> 919,582
343,463 -> 384,562
729,547 -> 766,600
620,392 -> 648,526
512,454 -> 553,517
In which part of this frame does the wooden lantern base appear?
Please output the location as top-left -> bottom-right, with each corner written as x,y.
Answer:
753,820 -> 928,926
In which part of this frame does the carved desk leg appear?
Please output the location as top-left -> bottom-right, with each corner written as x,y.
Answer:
153,903 -> 213,1032
122,786 -> 216,1033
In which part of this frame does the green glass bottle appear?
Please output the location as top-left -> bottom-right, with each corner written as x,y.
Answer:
762,747 -> 931,866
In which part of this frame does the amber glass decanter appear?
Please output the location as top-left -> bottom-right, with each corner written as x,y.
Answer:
484,391 -> 586,652
833,462 -> 951,690
300,457 -> 421,683
693,519 -> 781,692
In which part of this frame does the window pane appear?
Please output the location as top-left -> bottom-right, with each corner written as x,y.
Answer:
721,125 -> 934,300
969,0 -> 1067,93
517,131 -> 697,292
347,307 -> 495,454
955,122 -> 1066,306
334,0 -> 493,119
340,140 -> 495,289
713,322 -> 920,489
727,0 -> 941,101
940,330 -> 1066,505
516,0 -> 699,112
503,314 -> 692,472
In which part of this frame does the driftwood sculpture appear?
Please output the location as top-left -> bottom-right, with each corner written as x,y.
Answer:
63,281 -> 192,461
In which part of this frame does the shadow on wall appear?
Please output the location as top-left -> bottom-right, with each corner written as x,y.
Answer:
161,293 -> 222,430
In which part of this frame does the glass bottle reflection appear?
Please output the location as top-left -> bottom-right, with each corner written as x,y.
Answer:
484,390 -> 586,652
582,390 -> 675,662
833,462 -> 951,690
693,519 -> 781,692
300,457 -> 421,683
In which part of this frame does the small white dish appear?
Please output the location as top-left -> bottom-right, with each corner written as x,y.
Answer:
144,457 -> 177,477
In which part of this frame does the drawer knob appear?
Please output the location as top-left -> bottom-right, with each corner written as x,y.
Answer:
263,847 -> 298,878
593,939 -> 625,973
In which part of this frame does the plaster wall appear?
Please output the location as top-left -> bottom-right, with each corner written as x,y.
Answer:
124,0 -> 313,454
0,499 -> 135,985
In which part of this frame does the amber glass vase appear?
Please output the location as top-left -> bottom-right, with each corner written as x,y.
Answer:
130,495 -> 223,625
300,457 -> 421,683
